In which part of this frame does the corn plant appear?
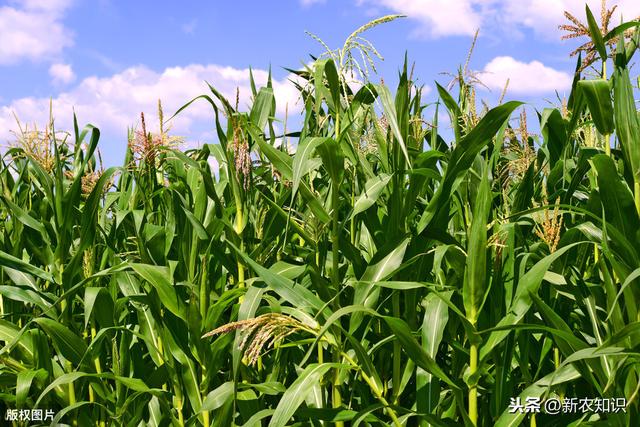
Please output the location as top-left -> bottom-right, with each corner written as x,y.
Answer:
1,4 -> 640,427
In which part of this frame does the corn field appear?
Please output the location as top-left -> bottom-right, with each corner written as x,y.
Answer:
1,5 -> 640,427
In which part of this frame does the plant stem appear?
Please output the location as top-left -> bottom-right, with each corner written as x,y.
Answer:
337,349 -> 402,427
199,255 -> 209,319
235,197 -> 245,290
350,168 -> 356,245
331,104 -> 343,422
178,407 -> 184,427
331,175 -> 340,291
330,182 -> 344,427
91,324 -> 106,427
635,180 -> 640,217
392,292 -> 401,403
67,360 -> 77,427
202,407 -> 210,427
469,341 -> 478,426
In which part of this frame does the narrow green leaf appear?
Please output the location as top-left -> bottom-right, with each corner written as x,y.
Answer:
227,241 -> 328,316
351,173 -> 392,218
613,65 -> 640,179
578,79 -> 614,135
250,87 -> 275,131
480,243 -> 582,361
463,165 -> 491,325
375,83 -> 411,165
592,154 -> 640,240
0,251 -> 54,283
418,101 -> 521,233
268,363 -> 340,427
84,287 -> 114,329
131,263 -> 184,318
382,316 -> 459,390
316,138 -> 344,184
200,382 -> 234,412
33,318 -> 88,366
585,5 -> 607,62
291,137 -> 326,199
418,291 -> 451,424
494,365 -> 580,427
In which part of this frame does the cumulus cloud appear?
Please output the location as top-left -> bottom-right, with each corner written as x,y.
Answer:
10,0 -> 73,12
0,0 -> 74,65
481,56 -> 572,95
501,0 -> 640,39
0,63 -> 303,147
49,63 -> 76,85
357,0 -> 483,37
354,0 -> 640,39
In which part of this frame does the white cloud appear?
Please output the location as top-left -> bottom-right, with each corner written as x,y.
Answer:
355,0 -> 640,39
0,0 -> 74,65
49,63 -> 76,85
481,56 -> 572,95
358,0 -> 483,37
0,63 -> 303,148
301,0 -> 326,6
10,0 -> 73,12
502,0 -> 640,39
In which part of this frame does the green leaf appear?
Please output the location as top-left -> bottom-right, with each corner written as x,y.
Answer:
585,4 -> 607,62
480,243 -> 582,361
435,82 -> 462,142
540,108 -> 567,168
592,154 -> 640,240
0,286 -> 52,314
316,138 -> 344,184
252,131 -> 331,223
463,164 -> 491,325
375,83 -> 411,165
0,251 -> 54,283
200,382 -> 234,412
131,263 -> 184,318
16,369 -> 45,408
0,196 -> 49,240
324,59 -> 341,109
84,287 -> 114,329
268,363 -> 340,427
250,87 -> 275,131
233,285 -> 264,380
33,318 -> 88,366
418,291 -> 452,422
0,319 -> 33,359
494,365 -> 581,427
418,101 -> 521,233
578,79 -> 614,135
227,241 -> 329,316
613,65 -> 640,179
291,137 -> 326,199
350,238 -> 410,332
382,316 -> 459,390
351,173 -> 392,218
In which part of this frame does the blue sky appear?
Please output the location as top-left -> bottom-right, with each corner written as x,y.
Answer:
1,0 -> 639,166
